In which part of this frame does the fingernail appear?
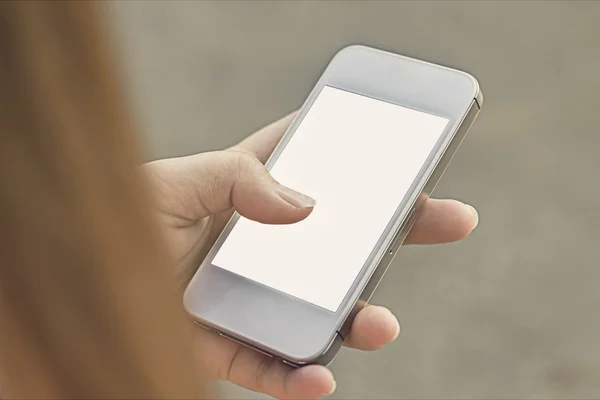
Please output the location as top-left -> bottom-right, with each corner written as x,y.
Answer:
381,307 -> 401,342
464,204 -> 479,229
276,185 -> 316,209
326,379 -> 337,396
391,314 -> 401,341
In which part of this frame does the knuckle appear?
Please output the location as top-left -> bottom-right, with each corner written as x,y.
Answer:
226,149 -> 258,178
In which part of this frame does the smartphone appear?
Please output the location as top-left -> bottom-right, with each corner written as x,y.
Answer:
184,45 -> 483,367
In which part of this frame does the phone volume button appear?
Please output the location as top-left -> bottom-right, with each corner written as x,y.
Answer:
407,207 -> 418,227
282,359 -> 297,367
390,207 -> 418,252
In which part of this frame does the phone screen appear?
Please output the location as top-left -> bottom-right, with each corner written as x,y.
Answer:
212,86 -> 449,312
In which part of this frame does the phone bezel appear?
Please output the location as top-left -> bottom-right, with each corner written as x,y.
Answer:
184,45 -> 481,364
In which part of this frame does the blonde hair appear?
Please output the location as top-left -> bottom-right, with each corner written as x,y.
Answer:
0,2 -> 205,398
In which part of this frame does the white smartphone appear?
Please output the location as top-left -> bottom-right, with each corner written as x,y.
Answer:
184,45 -> 483,366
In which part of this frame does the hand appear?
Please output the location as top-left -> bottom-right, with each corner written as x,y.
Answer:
144,112 -> 479,399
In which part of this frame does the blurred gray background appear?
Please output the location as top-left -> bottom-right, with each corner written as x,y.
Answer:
111,1 -> 600,399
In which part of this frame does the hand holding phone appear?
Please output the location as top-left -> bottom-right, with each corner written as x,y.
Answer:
147,45 -> 482,399
185,44 -> 482,367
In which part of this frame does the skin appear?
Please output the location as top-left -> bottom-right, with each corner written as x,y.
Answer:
144,112 -> 479,399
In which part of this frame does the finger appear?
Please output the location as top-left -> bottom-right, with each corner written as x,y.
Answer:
344,305 -> 400,351
233,114 -> 479,244
232,111 -> 297,163
404,199 -> 479,245
227,345 -> 335,400
194,327 -> 335,399
145,150 -> 315,225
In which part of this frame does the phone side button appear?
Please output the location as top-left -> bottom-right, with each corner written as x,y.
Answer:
281,359 -> 298,367
389,207 -> 417,254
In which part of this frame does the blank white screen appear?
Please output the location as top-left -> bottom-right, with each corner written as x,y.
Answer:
212,86 -> 448,312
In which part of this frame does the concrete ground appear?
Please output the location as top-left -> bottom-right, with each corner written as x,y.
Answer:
111,1 -> 600,398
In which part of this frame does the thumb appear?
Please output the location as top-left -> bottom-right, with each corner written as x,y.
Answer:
146,150 -> 315,224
